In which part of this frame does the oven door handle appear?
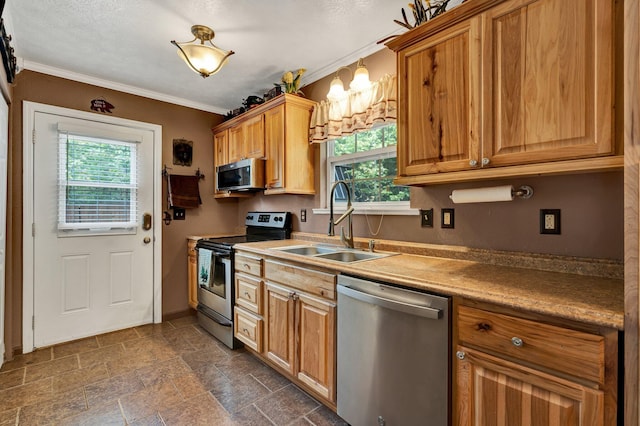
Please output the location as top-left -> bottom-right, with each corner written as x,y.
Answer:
197,304 -> 232,327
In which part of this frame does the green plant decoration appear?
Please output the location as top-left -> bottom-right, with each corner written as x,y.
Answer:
280,68 -> 306,95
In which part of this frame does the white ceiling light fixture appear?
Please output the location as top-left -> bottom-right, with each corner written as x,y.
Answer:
326,58 -> 372,101
171,25 -> 235,78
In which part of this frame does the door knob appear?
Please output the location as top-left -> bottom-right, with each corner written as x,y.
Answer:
142,213 -> 152,230
143,237 -> 151,244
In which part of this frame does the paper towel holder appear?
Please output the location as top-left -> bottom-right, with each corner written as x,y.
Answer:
448,185 -> 534,203
514,185 -> 534,199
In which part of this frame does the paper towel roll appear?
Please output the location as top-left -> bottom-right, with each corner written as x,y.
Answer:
450,185 -> 514,204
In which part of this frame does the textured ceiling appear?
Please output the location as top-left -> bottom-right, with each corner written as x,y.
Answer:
3,0 -> 436,114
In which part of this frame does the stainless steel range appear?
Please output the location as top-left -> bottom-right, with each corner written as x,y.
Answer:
195,211 -> 291,349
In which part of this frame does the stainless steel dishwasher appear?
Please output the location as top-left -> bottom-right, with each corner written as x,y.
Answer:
337,274 -> 450,426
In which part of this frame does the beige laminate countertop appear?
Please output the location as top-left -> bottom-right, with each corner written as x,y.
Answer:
234,238 -> 624,330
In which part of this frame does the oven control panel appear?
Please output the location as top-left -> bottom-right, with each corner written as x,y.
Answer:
245,211 -> 291,228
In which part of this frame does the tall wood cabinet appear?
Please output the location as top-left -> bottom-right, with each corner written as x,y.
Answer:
387,0 -> 619,185
212,94 -> 315,198
186,238 -> 198,310
263,96 -> 316,195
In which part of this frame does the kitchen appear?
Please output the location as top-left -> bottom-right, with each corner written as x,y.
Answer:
0,0 -> 638,424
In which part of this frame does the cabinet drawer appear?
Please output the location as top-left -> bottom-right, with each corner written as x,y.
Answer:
235,272 -> 262,314
264,259 -> 336,300
235,253 -> 262,276
457,305 -> 605,384
234,307 -> 263,353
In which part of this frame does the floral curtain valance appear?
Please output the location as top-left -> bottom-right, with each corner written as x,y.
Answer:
309,74 -> 397,144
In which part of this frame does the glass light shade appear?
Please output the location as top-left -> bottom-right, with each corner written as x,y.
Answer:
177,43 -> 233,77
350,64 -> 371,92
327,76 -> 346,101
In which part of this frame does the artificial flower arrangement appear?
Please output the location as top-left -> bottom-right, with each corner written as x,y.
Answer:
280,68 -> 306,95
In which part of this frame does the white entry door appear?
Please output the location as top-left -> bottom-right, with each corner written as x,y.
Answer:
30,109 -> 157,348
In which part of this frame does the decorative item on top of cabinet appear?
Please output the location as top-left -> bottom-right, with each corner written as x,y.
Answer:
387,0 -> 621,186
454,303 -> 618,425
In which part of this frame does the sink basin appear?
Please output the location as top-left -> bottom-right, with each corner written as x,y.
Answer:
275,244 -> 396,263
276,245 -> 339,256
314,251 -> 391,263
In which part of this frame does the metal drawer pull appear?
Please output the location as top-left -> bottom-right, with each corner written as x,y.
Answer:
242,328 -> 250,335
244,291 -> 251,299
511,337 -> 524,347
456,351 -> 466,360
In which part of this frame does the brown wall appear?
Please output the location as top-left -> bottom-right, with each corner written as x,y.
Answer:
239,48 -> 624,260
6,70 -> 239,355
5,45 -> 625,356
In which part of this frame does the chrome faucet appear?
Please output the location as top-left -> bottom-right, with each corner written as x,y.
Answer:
328,180 -> 354,248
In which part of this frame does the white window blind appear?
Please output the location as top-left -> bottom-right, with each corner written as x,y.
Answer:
58,128 -> 140,232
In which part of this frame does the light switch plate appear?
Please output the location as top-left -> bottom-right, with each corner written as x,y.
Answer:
540,209 -> 560,234
441,208 -> 455,229
420,209 -> 433,227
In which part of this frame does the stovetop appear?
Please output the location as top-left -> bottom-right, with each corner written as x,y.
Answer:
196,211 -> 292,250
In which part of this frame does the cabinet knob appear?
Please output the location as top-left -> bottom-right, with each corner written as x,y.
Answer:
511,336 -> 524,347
456,351 -> 466,360
482,157 -> 490,166
469,159 -> 478,167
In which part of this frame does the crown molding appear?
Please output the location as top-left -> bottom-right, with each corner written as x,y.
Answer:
21,60 -> 228,115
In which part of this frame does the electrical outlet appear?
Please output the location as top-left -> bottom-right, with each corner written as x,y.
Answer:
420,209 -> 433,227
441,208 -> 455,229
300,209 -> 307,222
540,209 -> 561,234
173,208 -> 186,220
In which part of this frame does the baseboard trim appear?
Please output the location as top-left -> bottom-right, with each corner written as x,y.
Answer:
162,309 -> 196,322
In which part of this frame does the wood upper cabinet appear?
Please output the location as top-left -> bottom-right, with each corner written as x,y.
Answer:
397,16 -> 482,175
483,0 -> 614,167
388,0 -> 618,184
187,239 -> 198,310
227,114 -> 265,163
264,95 -> 316,195
212,93 -> 315,196
454,304 -> 618,425
213,130 -> 229,196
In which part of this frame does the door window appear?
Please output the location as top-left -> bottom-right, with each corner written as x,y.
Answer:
58,130 -> 139,235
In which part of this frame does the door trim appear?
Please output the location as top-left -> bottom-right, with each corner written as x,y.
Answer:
22,101 -> 163,353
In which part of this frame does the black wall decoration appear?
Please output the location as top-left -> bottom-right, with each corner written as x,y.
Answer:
173,139 -> 193,166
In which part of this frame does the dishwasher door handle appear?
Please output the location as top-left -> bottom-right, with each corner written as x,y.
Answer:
337,284 -> 442,319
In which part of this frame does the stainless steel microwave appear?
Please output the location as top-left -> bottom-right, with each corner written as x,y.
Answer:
216,158 -> 265,192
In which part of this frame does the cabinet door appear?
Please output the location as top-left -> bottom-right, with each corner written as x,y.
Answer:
264,104 -> 285,190
397,17 -> 482,176
228,125 -> 244,163
214,130 -> 229,167
213,130 -> 229,195
244,114 -> 265,159
264,282 -> 296,374
297,292 -> 336,402
456,345 -> 604,426
484,0 -> 613,166
187,240 -> 198,310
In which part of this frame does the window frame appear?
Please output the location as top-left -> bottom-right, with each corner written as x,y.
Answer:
314,123 -> 418,217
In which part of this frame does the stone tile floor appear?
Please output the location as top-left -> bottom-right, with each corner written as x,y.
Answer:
0,315 -> 348,425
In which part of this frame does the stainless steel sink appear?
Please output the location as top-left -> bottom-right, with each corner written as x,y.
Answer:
275,244 -> 396,263
314,251 -> 390,262
275,245 -> 339,256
